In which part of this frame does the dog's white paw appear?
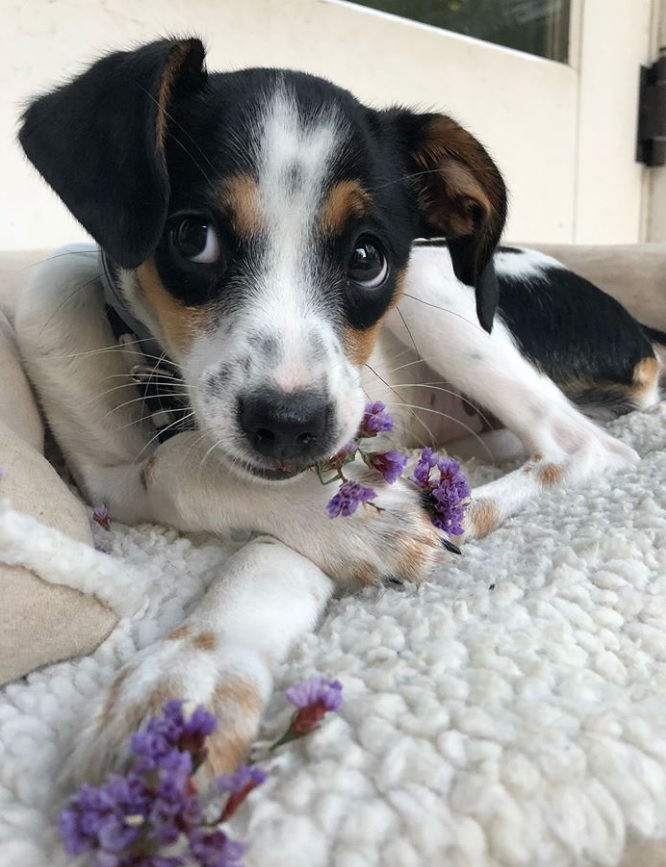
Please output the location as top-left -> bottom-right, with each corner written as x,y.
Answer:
63,630 -> 265,788
288,474 -> 449,586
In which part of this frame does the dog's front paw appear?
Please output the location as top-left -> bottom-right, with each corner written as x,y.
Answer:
64,631 -> 265,788
291,475 -> 450,587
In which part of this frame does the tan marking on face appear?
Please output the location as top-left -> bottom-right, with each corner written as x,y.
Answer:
98,664 -> 137,729
468,498 -> 500,538
342,269 -> 407,366
319,180 -> 372,235
191,631 -> 217,652
537,462 -> 564,487
137,260 -> 212,355
218,174 -> 263,237
343,321 -> 383,367
166,624 -> 190,641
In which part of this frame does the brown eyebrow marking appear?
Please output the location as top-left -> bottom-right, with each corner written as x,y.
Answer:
217,174 -> 263,238
319,180 -> 373,235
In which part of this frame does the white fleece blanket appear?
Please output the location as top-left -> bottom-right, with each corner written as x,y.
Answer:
1,402 -> 666,867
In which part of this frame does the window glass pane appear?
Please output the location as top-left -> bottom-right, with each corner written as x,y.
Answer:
346,0 -> 571,63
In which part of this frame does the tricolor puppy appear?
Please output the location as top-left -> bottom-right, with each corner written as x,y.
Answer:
16,37 -> 664,780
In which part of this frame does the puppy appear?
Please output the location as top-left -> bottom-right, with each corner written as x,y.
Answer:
15,37 -> 663,780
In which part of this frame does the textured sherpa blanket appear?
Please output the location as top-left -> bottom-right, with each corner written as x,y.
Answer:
1,402 -> 666,867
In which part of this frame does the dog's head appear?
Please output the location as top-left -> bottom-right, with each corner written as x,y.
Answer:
20,38 -> 506,481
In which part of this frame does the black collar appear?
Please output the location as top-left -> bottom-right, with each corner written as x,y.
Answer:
99,249 -> 195,443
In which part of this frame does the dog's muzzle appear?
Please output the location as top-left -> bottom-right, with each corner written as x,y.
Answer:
237,389 -> 334,467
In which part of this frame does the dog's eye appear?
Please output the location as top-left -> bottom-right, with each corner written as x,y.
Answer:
347,235 -> 389,289
170,218 -> 220,264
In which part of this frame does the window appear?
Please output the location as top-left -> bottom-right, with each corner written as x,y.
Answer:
345,0 -> 571,63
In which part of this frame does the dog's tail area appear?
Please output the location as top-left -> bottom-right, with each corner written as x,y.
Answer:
642,324 -> 666,382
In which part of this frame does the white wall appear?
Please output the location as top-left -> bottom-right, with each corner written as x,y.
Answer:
0,0 -> 655,250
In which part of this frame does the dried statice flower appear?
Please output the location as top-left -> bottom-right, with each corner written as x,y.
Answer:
326,480 -> 377,518
359,401 -> 394,437
327,480 -> 377,518
59,701 -> 240,867
218,765 -> 267,822
188,828 -> 245,867
366,450 -> 409,484
286,676 -> 343,735
412,448 -> 471,537
131,700 -> 217,774
92,504 -> 110,531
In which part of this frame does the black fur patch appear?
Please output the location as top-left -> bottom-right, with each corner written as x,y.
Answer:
496,264 -> 655,412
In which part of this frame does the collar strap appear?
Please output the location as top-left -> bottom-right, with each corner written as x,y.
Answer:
98,249 -> 164,362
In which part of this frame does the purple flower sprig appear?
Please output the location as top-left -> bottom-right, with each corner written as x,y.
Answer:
269,676 -> 343,751
319,402 -> 471,539
59,700 -> 245,867
92,504 -> 110,531
411,448 -> 471,537
59,677 -> 344,867
318,402 -> 409,518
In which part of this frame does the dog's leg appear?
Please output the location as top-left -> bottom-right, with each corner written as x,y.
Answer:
387,250 -> 639,538
65,536 -> 334,785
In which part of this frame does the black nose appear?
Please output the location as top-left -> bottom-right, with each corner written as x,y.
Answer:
238,390 -> 332,461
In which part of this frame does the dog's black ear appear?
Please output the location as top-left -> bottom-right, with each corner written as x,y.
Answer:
19,38 -> 207,268
386,110 -> 507,332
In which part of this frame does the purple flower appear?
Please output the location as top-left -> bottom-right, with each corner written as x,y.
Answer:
287,676 -> 343,711
131,701 -> 217,772
286,676 -> 343,735
218,765 -> 267,822
189,828 -> 245,867
217,765 -> 267,794
58,775 -> 149,859
148,752 -> 201,846
367,450 -> 409,484
327,480 -> 377,518
411,448 -> 471,537
92,504 -> 110,531
412,447 -> 439,489
60,701 -> 221,866
359,401 -> 394,437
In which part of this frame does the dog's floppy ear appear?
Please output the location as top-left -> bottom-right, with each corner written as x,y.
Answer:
386,110 -> 507,332
19,38 -> 207,268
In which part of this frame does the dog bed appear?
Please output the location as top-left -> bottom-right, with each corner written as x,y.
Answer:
0,248 -> 665,867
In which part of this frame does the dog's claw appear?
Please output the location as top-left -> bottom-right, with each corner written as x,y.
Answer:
441,538 -> 461,555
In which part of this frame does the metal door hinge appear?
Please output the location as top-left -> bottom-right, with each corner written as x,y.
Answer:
637,52 -> 666,166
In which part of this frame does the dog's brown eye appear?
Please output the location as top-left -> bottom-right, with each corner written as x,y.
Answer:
348,235 -> 388,289
170,218 -> 220,264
